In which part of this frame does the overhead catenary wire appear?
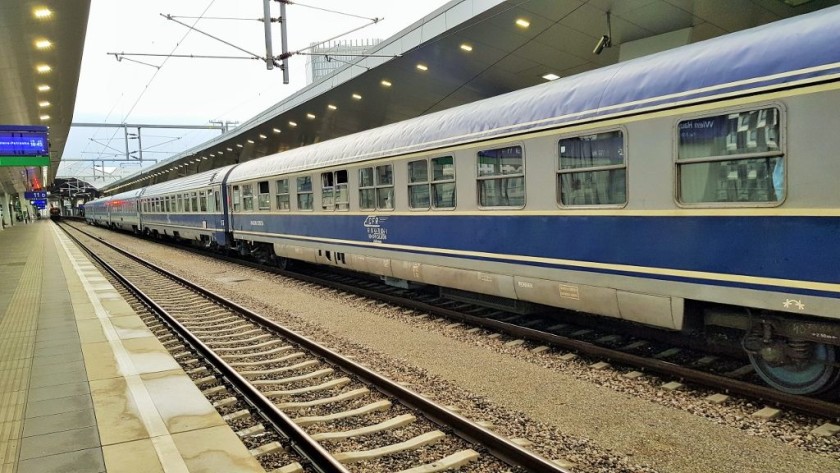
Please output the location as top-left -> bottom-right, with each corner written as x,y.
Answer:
91,1 -> 217,181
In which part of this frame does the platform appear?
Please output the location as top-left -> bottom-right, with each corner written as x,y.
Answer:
0,221 -> 265,473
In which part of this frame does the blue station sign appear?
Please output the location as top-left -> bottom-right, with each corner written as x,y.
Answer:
0,125 -> 49,166
24,191 -> 47,199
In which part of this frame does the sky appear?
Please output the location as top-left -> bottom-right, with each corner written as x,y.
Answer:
60,0 -> 452,186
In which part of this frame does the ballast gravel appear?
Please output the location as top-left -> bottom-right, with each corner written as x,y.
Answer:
87,227 -> 840,473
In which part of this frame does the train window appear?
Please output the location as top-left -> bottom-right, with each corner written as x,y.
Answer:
335,170 -> 348,210
297,176 -> 313,211
321,173 -> 334,210
242,184 -> 254,211
432,156 -> 456,209
214,190 -> 221,212
207,190 -> 216,212
407,160 -> 430,209
199,191 -> 208,212
376,165 -> 394,210
231,186 -> 240,212
557,130 -> 626,206
359,166 -> 393,210
257,181 -> 270,210
477,146 -> 524,207
276,179 -> 290,210
176,194 -> 183,212
359,168 -> 375,210
677,107 -> 783,204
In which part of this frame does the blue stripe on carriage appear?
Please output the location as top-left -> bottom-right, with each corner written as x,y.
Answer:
232,214 -> 840,295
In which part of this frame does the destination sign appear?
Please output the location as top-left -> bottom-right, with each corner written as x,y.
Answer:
0,125 -> 49,167
24,191 -> 47,199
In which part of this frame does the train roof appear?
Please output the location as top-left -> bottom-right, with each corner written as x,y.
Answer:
86,187 -> 144,207
226,6 -> 840,184
140,164 -> 236,197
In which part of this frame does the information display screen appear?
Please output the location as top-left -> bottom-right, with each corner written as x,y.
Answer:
0,125 -> 49,166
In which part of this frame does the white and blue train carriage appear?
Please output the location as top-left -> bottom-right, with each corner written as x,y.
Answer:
222,7 -> 840,395
138,165 -> 236,247
84,193 -> 111,227
104,188 -> 144,232
84,188 -> 143,230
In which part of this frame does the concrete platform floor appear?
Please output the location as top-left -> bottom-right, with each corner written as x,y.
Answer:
0,221 -> 265,473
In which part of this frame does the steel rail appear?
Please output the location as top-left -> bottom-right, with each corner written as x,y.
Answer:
319,276 -> 840,420
62,223 -> 570,472
59,225 -> 350,473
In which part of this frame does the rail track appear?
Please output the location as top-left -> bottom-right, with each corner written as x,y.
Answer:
60,222 -> 569,472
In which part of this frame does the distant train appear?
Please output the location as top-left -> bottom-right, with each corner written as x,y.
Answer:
49,207 -> 61,221
86,8 -> 840,395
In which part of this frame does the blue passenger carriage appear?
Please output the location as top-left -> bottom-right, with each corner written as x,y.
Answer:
84,196 -> 111,226
224,8 -> 840,394
105,188 -> 144,232
139,165 -> 235,247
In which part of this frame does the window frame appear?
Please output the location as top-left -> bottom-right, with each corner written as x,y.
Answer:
241,184 -> 254,211
231,185 -> 241,212
296,175 -> 314,211
275,179 -> 290,211
406,156 -> 457,210
358,167 -> 376,211
431,155 -> 456,210
674,103 -> 786,208
375,164 -> 395,211
358,165 -> 394,211
476,143 -> 526,209
407,159 -> 430,210
556,127 -> 628,209
257,180 -> 271,211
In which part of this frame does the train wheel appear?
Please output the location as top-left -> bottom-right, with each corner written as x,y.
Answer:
748,342 -> 839,395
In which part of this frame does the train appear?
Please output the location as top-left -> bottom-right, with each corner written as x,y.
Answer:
85,8 -> 840,396
49,207 -> 61,221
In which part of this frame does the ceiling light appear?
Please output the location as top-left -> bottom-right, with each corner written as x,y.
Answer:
416,64 -> 428,71
33,8 -> 52,19
306,113 -> 315,119
236,143 -> 244,148
247,139 -> 255,144
516,18 -> 530,28
35,39 -> 52,50
36,64 -> 51,73
272,128 -> 281,133
202,156 -> 208,160
226,147 -> 233,151
289,121 -> 298,127
38,101 -> 51,107
37,84 -> 50,92
39,114 -> 49,120
460,44 -> 473,52
542,73 -> 560,81
327,104 -> 337,110
380,79 -> 392,87
352,93 -> 362,100
209,153 -> 215,157
259,134 -> 267,139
